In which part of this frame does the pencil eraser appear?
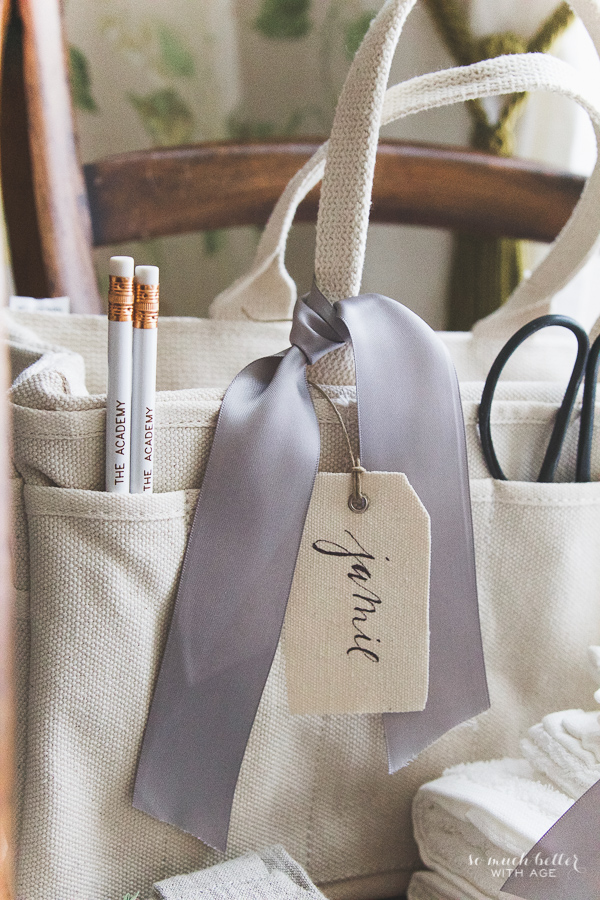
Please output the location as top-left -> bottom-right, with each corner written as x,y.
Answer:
109,256 -> 134,278
135,265 -> 159,286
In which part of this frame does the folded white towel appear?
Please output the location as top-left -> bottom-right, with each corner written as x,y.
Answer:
520,708 -> 600,799
408,870 -> 492,900
587,644 -> 600,697
153,846 -> 325,900
410,648 -> 600,900
412,758 -> 572,899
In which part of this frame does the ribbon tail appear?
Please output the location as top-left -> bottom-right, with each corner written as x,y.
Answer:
337,292 -> 489,773
133,349 -> 321,851
501,780 -> 600,899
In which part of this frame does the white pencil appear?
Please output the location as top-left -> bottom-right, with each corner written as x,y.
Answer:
131,265 -> 159,494
105,256 -> 134,493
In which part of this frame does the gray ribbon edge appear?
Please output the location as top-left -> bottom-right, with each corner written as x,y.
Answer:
500,779 -> 600,899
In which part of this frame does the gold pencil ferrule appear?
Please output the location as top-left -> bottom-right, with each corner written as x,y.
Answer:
108,275 -> 134,322
133,282 -> 160,329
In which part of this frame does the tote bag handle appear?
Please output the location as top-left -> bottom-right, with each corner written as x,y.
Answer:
317,0 -> 600,335
211,0 -> 600,342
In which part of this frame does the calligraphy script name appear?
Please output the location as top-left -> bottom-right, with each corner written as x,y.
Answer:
311,530 -> 385,663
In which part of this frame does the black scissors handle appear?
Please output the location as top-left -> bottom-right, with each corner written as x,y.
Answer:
576,333 -> 600,483
479,315 -> 589,483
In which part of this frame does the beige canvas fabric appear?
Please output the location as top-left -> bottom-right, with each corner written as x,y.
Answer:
8,314 -> 600,900
11,475 -> 29,849
284,472 -> 431,716
9,0 -> 600,896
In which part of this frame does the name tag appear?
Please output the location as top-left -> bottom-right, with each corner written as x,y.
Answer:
283,471 -> 431,716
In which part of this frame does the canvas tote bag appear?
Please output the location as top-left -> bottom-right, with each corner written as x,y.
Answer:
8,1 -> 600,897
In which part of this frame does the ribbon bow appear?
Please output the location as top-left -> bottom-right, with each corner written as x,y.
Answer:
133,284 -> 488,852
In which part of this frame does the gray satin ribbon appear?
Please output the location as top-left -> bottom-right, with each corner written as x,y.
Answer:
133,283 -> 489,851
501,780 -> 600,899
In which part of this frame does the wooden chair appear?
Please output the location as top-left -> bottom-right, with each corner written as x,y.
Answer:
0,0 -> 585,315
0,0 -> 589,897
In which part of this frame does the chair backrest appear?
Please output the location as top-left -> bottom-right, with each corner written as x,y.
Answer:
84,139 -> 584,247
0,0 -> 585,314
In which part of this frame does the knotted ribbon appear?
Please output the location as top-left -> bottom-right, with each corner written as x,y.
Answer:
133,284 -> 489,851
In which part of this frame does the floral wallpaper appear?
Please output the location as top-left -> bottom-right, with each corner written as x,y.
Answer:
68,1 -> 384,147
64,0 -> 597,326
64,0 -> 468,322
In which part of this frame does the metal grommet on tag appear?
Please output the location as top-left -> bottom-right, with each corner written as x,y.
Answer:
348,493 -> 369,513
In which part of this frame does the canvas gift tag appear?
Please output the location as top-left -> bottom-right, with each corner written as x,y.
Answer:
283,384 -> 431,716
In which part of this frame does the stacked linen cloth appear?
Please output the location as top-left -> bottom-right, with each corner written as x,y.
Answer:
408,647 -> 600,900
520,646 -> 600,800
409,758 -> 573,900
520,708 -> 600,799
152,846 -> 326,900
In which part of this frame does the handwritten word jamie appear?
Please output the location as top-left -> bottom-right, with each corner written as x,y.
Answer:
312,530 -> 388,663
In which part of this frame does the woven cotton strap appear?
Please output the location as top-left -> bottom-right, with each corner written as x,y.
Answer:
211,0 -> 600,341
315,0 -> 600,304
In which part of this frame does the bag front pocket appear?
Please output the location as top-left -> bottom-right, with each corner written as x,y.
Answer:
469,478 -> 600,750
19,487 -> 222,900
18,486 -> 323,900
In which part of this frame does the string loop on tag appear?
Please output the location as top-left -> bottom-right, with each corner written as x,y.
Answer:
350,462 -> 369,512
307,380 -> 369,512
